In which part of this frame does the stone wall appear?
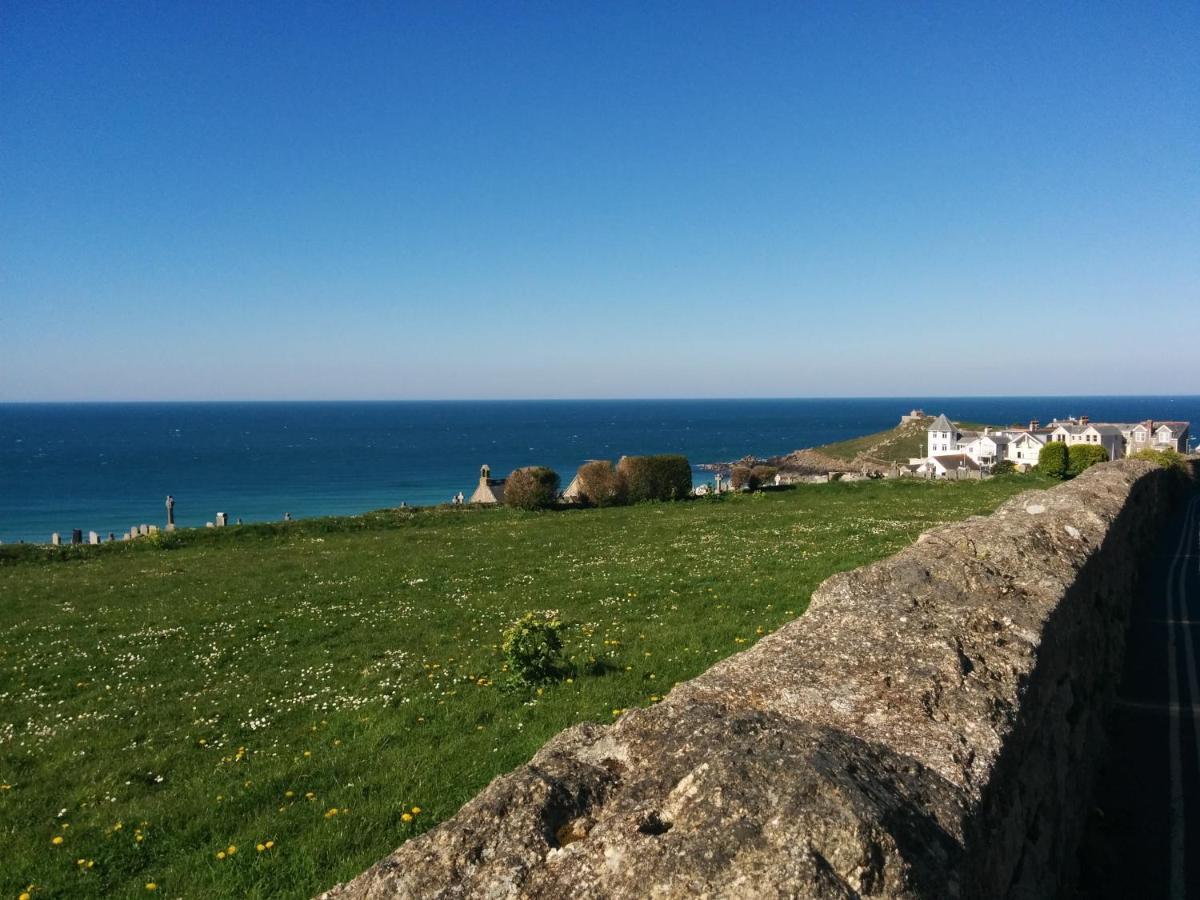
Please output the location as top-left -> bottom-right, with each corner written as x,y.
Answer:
321,460 -> 1188,899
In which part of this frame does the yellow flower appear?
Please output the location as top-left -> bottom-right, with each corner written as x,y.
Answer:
285,790 -> 295,798
51,835 -> 64,846
226,845 -> 237,855
216,851 -> 226,860
145,883 -> 158,892
324,808 -> 339,819
305,791 -> 316,800
20,893 -> 31,900
411,806 -> 422,815
264,840 -> 275,849
401,813 -> 413,823
256,843 -> 265,853
303,750 -> 312,757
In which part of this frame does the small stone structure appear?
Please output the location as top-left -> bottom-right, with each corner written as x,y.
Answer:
469,464 -> 507,505
320,460 -> 1190,900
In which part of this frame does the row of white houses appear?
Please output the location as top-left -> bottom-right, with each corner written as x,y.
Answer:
914,413 -> 1191,477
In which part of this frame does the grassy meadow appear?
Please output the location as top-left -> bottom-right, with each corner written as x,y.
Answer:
0,476 -> 1048,898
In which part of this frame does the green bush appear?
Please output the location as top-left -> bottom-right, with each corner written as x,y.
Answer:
504,466 -> 560,510
617,455 -> 693,502
1131,448 -> 1189,473
501,610 -> 568,685
1037,441 -> 1068,479
574,460 -> 627,507
1067,444 -> 1109,477
991,460 -> 1017,476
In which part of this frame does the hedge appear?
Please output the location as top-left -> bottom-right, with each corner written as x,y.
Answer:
616,455 -> 693,502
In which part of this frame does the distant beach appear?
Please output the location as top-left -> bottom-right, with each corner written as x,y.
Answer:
2,396 -> 1197,544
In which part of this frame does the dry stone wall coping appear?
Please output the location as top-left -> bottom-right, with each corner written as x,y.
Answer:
321,460 -> 1189,900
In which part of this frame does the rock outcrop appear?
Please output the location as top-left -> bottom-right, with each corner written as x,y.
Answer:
321,460 -> 1187,899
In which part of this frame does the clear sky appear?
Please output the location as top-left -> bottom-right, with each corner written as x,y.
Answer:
2,2 -> 1197,401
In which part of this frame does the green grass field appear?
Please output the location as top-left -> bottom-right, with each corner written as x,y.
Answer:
0,476 -> 1047,898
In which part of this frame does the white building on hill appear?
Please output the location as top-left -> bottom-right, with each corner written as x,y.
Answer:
915,412 -> 1191,477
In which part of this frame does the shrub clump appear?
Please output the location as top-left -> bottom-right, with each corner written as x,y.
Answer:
574,460 -> 627,507
1037,441 -> 1069,479
991,460 -> 1017,476
616,455 -> 693,502
1130,447 -> 1188,473
1067,444 -> 1109,477
731,464 -> 779,491
504,466 -> 560,510
751,465 -> 779,488
501,610 -> 568,685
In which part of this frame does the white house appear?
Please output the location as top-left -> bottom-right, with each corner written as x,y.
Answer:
1007,431 -> 1050,470
959,431 -> 1011,466
915,453 -> 982,479
1048,420 -> 1126,461
927,413 -> 961,457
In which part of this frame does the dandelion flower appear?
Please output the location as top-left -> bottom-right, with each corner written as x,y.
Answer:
20,893 -> 31,900
401,813 -> 413,823
411,806 -> 422,815
145,883 -> 157,891
285,790 -> 295,798
216,851 -> 226,860
264,840 -> 275,849
51,835 -> 64,846
256,843 -> 265,853
226,845 -> 237,855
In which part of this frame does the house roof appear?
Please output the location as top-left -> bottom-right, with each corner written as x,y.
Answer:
1157,421 -> 1190,437
930,453 -> 981,471
928,413 -> 955,433
1088,424 -> 1125,436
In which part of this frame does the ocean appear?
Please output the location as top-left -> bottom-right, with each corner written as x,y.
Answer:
1,397 -> 1196,544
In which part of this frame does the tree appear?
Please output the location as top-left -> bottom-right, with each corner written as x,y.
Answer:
574,460 -> 627,507
1067,444 -> 1109,477
504,466 -> 560,510
729,465 -> 753,490
1037,441 -> 1068,479
616,455 -> 693,502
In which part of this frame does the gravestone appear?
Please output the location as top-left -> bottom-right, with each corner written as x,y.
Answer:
148,525 -> 159,534
139,524 -> 149,536
215,512 -> 227,527
51,532 -> 61,546
71,529 -> 82,545
88,531 -> 99,545
166,494 -> 175,528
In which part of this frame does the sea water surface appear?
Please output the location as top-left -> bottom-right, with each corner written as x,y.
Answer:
1,397 -> 1197,544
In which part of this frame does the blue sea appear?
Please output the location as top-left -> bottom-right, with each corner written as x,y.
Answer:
1,397 -> 1197,544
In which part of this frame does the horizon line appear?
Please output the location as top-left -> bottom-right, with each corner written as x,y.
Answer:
2,392 -> 1199,406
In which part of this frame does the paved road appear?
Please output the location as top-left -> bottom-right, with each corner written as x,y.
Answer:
1079,491 -> 1200,897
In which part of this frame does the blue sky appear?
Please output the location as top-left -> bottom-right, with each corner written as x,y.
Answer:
2,2 -> 1197,400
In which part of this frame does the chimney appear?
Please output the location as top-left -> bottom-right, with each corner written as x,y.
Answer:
1030,419 -> 1039,431
1080,415 -> 1089,426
